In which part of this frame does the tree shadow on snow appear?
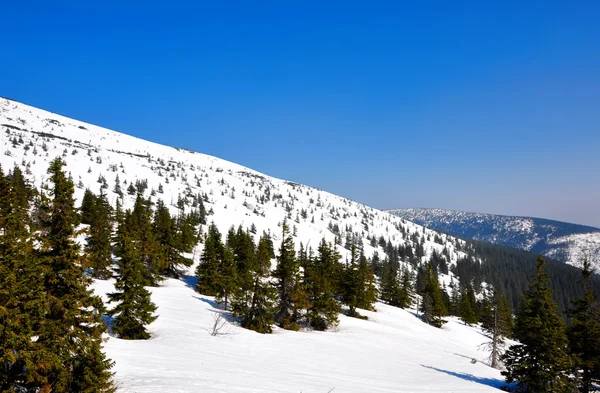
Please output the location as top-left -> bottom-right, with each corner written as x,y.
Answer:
192,295 -> 220,309
421,365 -> 509,390
180,273 -> 198,289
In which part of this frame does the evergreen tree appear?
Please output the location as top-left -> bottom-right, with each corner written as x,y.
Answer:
420,262 -> 447,328
130,195 -> 161,286
341,245 -> 377,318
567,258 -> 600,393
85,191 -> 114,279
231,235 -> 276,333
305,239 -> 342,330
108,210 -> 158,339
0,166 -> 47,391
459,282 -> 478,325
195,223 -> 224,296
357,251 -> 378,310
36,158 -> 114,392
399,268 -> 415,308
380,261 -> 404,307
216,246 -> 237,309
502,256 -> 574,392
272,221 -> 303,330
80,188 -> 96,225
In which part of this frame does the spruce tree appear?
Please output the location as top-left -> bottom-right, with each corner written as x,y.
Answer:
341,245 -> 377,318
216,246 -> 237,309
399,267 -> 415,308
502,256 -> 573,392
419,262 -> 447,327
380,261 -> 404,307
272,221 -> 303,330
195,223 -> 224,296
232,234 -> 276,333
37,158 -> 114,392
567,258 -> 600,393
305,239 -> 342,330
131,195 -> 161,286
80,188 -> 96,225
459,282 -> 478,325
0,166 -> 46,391
108,210 -> 158,339
85,191 -> 114,279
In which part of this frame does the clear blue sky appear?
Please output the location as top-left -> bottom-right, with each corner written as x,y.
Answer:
4,1 -> 600,227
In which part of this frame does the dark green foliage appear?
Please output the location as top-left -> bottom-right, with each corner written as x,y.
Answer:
341,245 -> 378,318
459,282 -> 478,325
419,262 -> 447,328
231,235 -> 276,333
567,258 -> 600,393
453,240 -> 600,315
130,195 -> 162,286
380,261 -> 412,309
195,223 -> 225,296
216,247 -> 237,309
0,166 -> 46,391
84,191 -> 114,279
108,210 -> 158,340
304,239 -> 342,330
502,256 -> 574,392
36,158 -> 114,392
152,199 -> 195,278
80,188 -> 96,225
272,221 -> 304,330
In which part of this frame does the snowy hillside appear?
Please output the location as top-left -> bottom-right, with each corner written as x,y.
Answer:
0,98 -> 512,391
90,272 -> 508,393
389,208 -> 600,269
0,97 -> 470,275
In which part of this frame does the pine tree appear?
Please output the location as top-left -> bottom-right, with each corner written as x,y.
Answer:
459,282 -> 478,325
567,257 -> 600,393
130,195 -> 161,286
85,191 -> 114,279
232,235 -> 276,333
36,158 -> 114,392
80,188 -> 96,225
399,267 -> 415,308
108,210 -> 158,339
380,261 -> 403,307
305,239 -> 342,330
195,223 -> 224,296
420,262 -> 447,327
501,256 -> 573,392
272,221 -> 303,330
0,166 -> 47,391
216,246 -> 237,309
357,251 -> 378,310
341,245 -> 377,318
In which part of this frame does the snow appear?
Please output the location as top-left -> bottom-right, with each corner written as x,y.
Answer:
92,267 -> 506,392
1,98 -> 508,391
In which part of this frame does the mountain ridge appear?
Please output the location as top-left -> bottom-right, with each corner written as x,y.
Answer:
389,207 -> 600,268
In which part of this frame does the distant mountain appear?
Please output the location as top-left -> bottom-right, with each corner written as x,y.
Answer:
389,208 -> 600,269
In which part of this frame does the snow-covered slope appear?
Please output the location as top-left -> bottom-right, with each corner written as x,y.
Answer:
91,274 -> 508,392
0,97 -> 469,271
389,208 -> 600,269
1,98 -> 508,391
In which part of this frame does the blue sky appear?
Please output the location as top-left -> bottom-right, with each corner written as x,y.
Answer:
4,1 -> 600,227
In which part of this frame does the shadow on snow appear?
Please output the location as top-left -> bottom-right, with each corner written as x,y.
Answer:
421,365 -> 509,390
